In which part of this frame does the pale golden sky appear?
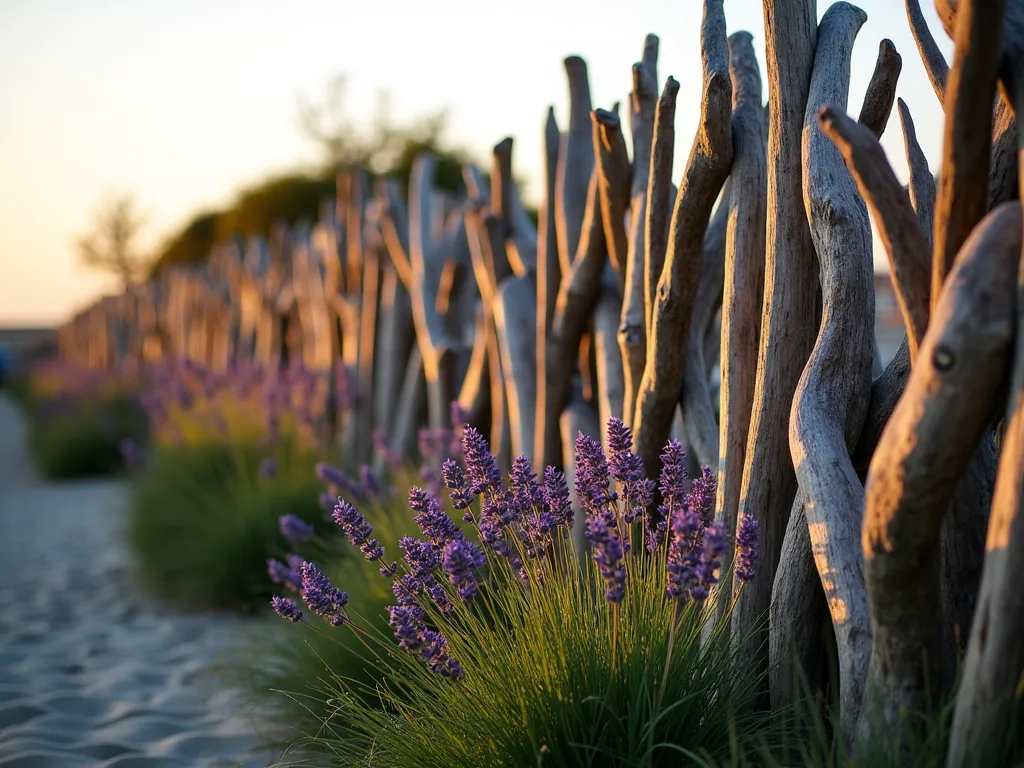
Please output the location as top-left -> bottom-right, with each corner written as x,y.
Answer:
0,0 -> 952,326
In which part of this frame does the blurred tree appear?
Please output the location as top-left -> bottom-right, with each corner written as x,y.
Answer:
150,210 -> 220,273
76,193 -> 149,289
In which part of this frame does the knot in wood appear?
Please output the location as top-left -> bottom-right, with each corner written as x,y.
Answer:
932,345 -> 955,372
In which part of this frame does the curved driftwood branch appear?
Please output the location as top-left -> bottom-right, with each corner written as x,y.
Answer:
619,43 -> 659,431
947,230 -> 1024,768
731,0 -> 819,666
931,0 -> 1004,311
861,202 -> 1022,740
716,29 -> 766,621
494,274 -> 538,460
988,94 -> 1018,209
857,39 -> 902,138
593,109 -> 630,286
820,105 -> 931,360
536,107 -> 563,468
897,99 -> 937,250
681,180 -> 730,470
905,0 -> 950,104
633,0 -> 732,482
457,299 -> 491,429
555,56 -> 594,278
794,5 -> 876,733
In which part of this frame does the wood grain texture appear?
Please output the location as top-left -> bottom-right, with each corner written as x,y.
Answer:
633,0 -> 732,484
494,274 -> 538,460
862,202 -> 1021,740
897,99 -> 937,251
905,0 -> 950,104
594,265 -> 626,445
593,109 -> 630,286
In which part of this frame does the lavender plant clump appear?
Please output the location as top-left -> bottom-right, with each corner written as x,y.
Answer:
269,408 -> 759,684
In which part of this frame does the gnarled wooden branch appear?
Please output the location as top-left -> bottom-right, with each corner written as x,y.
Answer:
858,39 -> 902,138
594,265 -> 626,441
947,222 -> 1024,768
931,0 -> 1005,311
731,0 -> 818,666
789,4 -> 874,734
716,29 -> 766,621
820,104 -> 930,360
988,94 -> 1018,209
861,202 -> 1022,740
619,40 -> 659,432
905,0 -> 950,104
555,56 -> 594,278
633,0 -> 732,482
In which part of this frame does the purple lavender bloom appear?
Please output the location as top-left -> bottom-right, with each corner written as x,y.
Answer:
653,440 -> 689,552
450,401 -> 469,430
392,573 -> 420,606
606,418 -> 653,524
259,457 -> 278,479
586,514 -> 627,603
441,538 -> 486,602
735,514 -> 759,583
332,499 -> 384,562
442,459 -> 474,511
120,438 -> 143,471
315,461 -> 366,501
360,464 -> 381,500
418,465 -> 443,500
267,557 -> 301,591
666,505 -> 704,601
543,466 -> 574,531
574,432 -> 612,520
400,536 -> 441,579
372,428 -> 404,471
410,487 -> 462,546
318,491 -> 335,511
462,426 -> 501,495
389,604 -> 425,651
299,561 -> 349,626
279,514 -> 314,543
509,455 -> 544,525
693,521 -> 728,599
687,466 -> 717,522
271,596 -> 303,622
419,629 -> 464,678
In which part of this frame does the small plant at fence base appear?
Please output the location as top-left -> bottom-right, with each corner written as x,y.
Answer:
269,416 -> 763,766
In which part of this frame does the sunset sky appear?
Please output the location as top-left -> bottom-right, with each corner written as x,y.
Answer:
0,0 -> 952,326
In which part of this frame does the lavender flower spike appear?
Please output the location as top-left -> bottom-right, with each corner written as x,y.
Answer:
574,432 -> 611,519
267,557 -> 301,591
332,499 -> 384,562
299,562 -> 349,626
279,514 -> 314,543
462,426 -> 501,495
441,538 -> 486,602
543,466 -> 573,531
442,459 -> 474,512
410,486 -> 462,546
271,596 -> 303,622
687,465 -> 717,522
735,514 -> 759,583
605,417 -> 653,524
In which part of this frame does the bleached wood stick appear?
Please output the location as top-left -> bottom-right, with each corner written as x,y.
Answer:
374,261 -> 415,439
858,39 -> 902,138
897,99 -> 937,250
716,31 -> 767,621
544,168 -> 607,466
633,0 -> 732,486
931,0 -> 1004,311
593,264 -> 626,445
390,346 -> 429,463
593,109 -> 630,286
731,0 -> 819,687
494,274 -> 538,459
353,242 -> 381,463
680,179 -> 730,470
554,56 -> 594,278
409,154 -> 462,432
862,202 -> 1022,740
643,77 -> 681,346
457,299 -> 492,430
619,53 -> 660,429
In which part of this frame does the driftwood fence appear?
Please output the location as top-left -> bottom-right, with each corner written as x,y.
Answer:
58,0 -> 1024,762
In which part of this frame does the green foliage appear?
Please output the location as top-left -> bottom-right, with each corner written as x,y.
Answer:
150,210 -> 220,272
228,467 -> 427,755
126,439 -> 326,611
24,389 -> 146,480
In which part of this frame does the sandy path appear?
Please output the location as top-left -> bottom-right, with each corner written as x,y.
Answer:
0,394 -> 276,767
